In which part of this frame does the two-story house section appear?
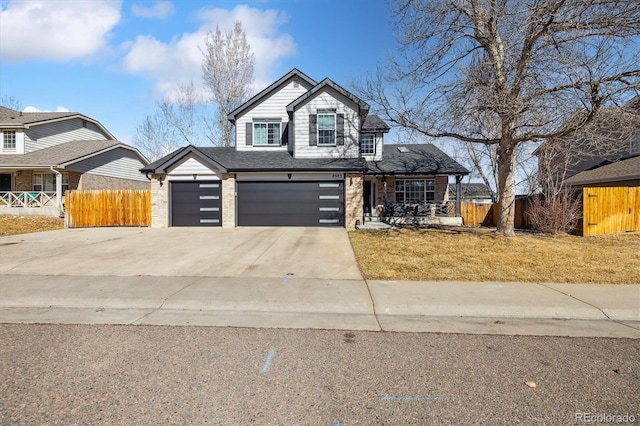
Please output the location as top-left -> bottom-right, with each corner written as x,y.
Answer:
142,68 -> 469,228
0,107 -> 149,216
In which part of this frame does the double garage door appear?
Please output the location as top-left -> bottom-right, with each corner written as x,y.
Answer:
169,180 -> 344,227
237,181 -> 344,227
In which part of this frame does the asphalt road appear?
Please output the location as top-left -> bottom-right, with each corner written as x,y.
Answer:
1,325 -> 638,425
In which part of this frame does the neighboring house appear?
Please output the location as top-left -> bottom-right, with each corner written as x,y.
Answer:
0,107 -> 149,216
535,98 -> 640,186
141,69 -> 469,228
449,182 -> 495,204
565,154 -> 640,187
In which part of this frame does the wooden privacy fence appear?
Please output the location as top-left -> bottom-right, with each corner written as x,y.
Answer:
461,198 -> 535,228
582,187 -> 640,236
66,190 -> 151,228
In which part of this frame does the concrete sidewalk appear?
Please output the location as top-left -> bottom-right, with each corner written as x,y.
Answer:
0,275 -> 638,338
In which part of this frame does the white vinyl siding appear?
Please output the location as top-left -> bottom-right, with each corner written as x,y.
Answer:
65,148 -> 148,182
24,118 -> 110,153
293,90 -> 360,159
166,154 -> 221,180
235,78 -> 313,151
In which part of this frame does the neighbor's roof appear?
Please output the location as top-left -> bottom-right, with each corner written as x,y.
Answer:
0,140 -> 148,168
0,106 -> 116,139
564,154 -> 640,186
367,144 -> 470,175
141,145 -> 367,174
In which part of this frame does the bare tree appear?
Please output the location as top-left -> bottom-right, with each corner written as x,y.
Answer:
356,0 -> 640,236
202,21 -> 255,147
0,95 -> 23,111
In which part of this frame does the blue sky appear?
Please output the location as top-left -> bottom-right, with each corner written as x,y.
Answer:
0,0 -> 397,145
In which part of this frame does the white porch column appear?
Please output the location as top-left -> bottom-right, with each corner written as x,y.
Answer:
50,167 -> 63,216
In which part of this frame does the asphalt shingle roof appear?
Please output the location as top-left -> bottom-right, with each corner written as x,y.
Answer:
0,106 -> 79,126
362,115 -> 390,132
0,140 -> 121,167
565,154 -> 640,186
143,143 -> 470,176
367,144 -> 470,175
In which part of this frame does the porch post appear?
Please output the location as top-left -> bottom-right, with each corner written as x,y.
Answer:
455,175 -> 462,218
51,167 -> 63,216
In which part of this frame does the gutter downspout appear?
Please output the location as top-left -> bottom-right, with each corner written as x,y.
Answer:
50,166 -> 64,217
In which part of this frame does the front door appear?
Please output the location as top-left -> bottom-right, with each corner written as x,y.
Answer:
0,174 -> 11,193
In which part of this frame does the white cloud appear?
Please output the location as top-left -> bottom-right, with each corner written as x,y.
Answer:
122,5 -> 296,99
131,1 -> 174,19
0,0 -> 122,62
23,106 -> 70,113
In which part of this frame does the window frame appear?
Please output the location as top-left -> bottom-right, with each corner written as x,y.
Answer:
253,121 -> 281,146
395,178 -> 435,203
360,133 -> 375,155
317,113 -> 336,146
3,130 -> 16,150
33,172 -> 69,193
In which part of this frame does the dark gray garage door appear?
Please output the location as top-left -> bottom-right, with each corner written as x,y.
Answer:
237,181 -> 344,227
170,181 -> 222,226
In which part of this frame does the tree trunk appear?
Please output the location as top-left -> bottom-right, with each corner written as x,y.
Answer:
496,140 -> 517,237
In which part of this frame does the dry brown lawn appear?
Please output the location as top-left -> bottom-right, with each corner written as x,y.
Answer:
0,215 -> 65,237
349,227 -> 640,284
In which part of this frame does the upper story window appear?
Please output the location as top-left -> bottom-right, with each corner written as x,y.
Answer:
317,113 -> 336,146
253,121 -> 281,145
3,131 -> 16,150
395,179 -> 435,203
360,134 -> 375,155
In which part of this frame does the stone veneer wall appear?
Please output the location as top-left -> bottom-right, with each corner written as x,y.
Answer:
150,174 -> 168,228
14,170 -> 32,191
221,173 -> 235,228
435,175 -> 449,201
345,173 -> 363,228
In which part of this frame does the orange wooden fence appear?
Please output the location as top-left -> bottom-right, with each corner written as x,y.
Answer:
582,187 -> 640,236
66,190 -> 151,228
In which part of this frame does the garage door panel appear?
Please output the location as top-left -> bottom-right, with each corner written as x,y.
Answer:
237,181 -> 344,227
171,181 -> 222,227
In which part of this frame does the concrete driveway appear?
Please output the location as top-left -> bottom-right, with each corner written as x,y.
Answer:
0,227 -> 363,280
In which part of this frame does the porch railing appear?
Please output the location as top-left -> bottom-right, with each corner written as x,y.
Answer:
384,201 -> 456,218
0,192 -> 58,208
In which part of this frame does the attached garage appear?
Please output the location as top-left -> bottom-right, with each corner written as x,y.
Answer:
237,181 -> 344,226
170,181 -> 222,226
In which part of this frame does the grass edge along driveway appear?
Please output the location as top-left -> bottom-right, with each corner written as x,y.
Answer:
348,228 -> 640,284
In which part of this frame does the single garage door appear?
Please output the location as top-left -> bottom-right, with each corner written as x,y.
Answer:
170,181 -> 222,226
237,181 -> 344,227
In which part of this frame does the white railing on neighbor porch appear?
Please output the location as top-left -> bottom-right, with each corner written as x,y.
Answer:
0,191 -> 57,208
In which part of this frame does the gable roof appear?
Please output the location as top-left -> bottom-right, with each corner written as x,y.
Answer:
227,68 -> 317,124
362,115 -> 390,133
0,106 -> 116,139
367,144 -> 470,175
564,154 -> 640,186
286,77 -> 369,115
0,140 -> 148,168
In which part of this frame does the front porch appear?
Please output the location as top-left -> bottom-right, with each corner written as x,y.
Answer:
362,175 -> 464,226
0,191 -> 63,216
